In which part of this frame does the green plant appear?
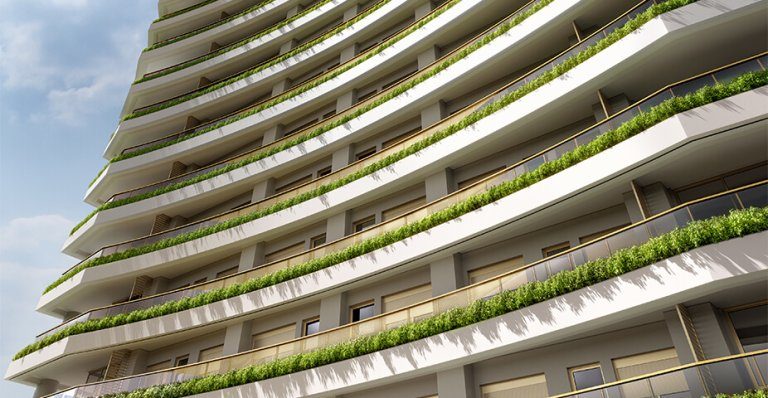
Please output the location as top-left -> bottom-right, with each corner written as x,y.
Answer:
147,0 -> 328,52
21,72 -> 766,360
53,1 -> 762,292
154,0 -> 219,22
716,390 -> 768,398
84,206 -> 768,398
81,0 -> 552,223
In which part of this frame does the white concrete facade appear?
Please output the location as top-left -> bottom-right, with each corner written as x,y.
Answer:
6,0 -> 768,397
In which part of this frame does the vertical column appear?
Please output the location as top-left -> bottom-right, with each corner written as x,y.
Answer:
319,292 -> 347,331
145,277 -> 169,296
429,254 -> 463,296
343,4 -> 361,21
339,43 -> 359,63
425,168 -> 455,202
33,380 -> 60,398
272,78 -> 292,96
222,320 -> 254,356
332,145 -> 355,172
639,182 -> 676,216
238,242 -> 266,271
414,0 -> 435,19
663,309 -> 709,397
421,100 -> 447,128
252,178 -> 276,202
436,365 -> 475,398
417,45 -> 440,70
286,5 -> 301,18
336,89 -> 357,111
326,210 -> 352,242
544,365 -> 574,396
261,125 -> 285,146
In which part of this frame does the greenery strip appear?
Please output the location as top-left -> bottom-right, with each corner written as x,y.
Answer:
25,72 -> 767,361
718,390 -> 768,398
128,0 -> 447,117
147,0 -> 324,52
92,207 -> 768,397
79,0 -> 550,230
52,0 -> 731,290
154,0 -> 219,22
135,0 -> 394,86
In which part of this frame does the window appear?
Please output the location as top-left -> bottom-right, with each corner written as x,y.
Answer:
457,167 -> 506,189
252,324 -> 296,349
321,110 -> 336,120
193,277 -> 207,285
355,146 -> 377,161
382,196 -> 426,221
310,234 -> 327,248
174,355 -> 190,367
569,364 -> 604,397
542,242 -> 571,258
357,89 -> 378,102
480,373 -> 548,398
350,301 -> 375,322
382,284 -> 432,313
316,166 -> 332,178
352,215 -> 376,233
215,266 -> 238,278
728,304 -> 768,352
613,348 -> 687,397
198,345 -> 224,362
303,318 -> 320,336
145,360 -> 171,373
468,256 -> 524,284
85,367 -> 106,383
265,241 -> 306,263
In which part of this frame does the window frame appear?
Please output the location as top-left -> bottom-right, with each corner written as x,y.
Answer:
349,300 -> 375,323
302,317 -> 321,336
568,362 -> 605,392
542,241 -> 571,258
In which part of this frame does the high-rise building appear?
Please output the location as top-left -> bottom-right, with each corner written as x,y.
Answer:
6,0 -> 768,397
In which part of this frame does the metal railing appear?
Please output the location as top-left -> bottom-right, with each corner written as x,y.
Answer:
59,50 -> 767,282
141,0 -> 329,82
45,182 -> 768,397
111,0 -> 538,200
551,350 -> 767,398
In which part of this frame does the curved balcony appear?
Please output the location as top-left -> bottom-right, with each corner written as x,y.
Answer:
106,0 -> 487,157
130,0 -> 357,107
70,0 -> 767,259
37,188 -> 768,397
90,0 -> 567,206
35,177 -> 768,345
45,0 -> 768,312
14,88 -> 768,378
148,0 -> 302,48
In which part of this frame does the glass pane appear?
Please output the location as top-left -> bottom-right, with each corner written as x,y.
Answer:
688,195 -> 738,220
729,305 -> 768,352
648,209 -> 690,236
573,367 -> 604,390
714,60 -> 762,84
738,185 -> 768,208
671,75 -> 715,97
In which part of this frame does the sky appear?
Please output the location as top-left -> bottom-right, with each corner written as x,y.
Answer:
0,0 -> 156,395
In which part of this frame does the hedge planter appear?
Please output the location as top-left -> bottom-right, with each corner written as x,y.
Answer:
81,0 -> 695,234
22,72 -> 767,361
89,207 -> 768,397
55,16 -> 766,292
82,0 -> 552,224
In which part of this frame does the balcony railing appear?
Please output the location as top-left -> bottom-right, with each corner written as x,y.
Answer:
142,0 -> 327,79
117,0 -> 536,155
59,51 -> 767,285
552,350 -> 767,398
44,182 -> 768,397
111,0 -> 539,200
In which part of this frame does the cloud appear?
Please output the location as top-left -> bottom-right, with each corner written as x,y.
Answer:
50,0 -> 90,7
0,214 -> 75,396
0,22 -> 54,89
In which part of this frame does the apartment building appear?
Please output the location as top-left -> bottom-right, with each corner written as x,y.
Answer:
6,0 -> 768,397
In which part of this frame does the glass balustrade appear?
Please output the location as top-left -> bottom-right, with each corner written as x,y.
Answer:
42,181 -> 768,397
60,52 -> 766,282
554,351 -> 767,398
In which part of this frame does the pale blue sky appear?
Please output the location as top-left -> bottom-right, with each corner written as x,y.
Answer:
0,0 -> 157,395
